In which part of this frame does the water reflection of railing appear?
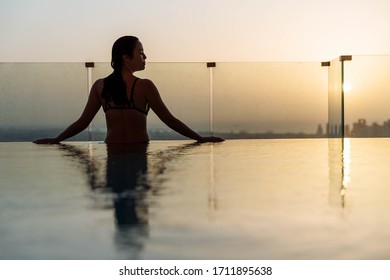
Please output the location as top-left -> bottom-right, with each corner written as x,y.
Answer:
328,138 -> 351,208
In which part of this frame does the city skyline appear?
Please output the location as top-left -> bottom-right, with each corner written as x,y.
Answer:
3,116 -> 390,142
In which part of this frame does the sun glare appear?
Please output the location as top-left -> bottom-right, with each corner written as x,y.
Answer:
343,82 -> 351,93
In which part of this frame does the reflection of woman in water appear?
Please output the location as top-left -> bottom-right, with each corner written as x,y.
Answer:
58,142 -> 200,257
34,35 -> 224,144
106,143 -> 149,227
58,142 -> 201,227
58,143 -> 150,257
57,143 -> 149,226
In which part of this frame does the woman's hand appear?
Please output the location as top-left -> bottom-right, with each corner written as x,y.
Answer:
33,138 -> 60,144
198,136 -> 225,143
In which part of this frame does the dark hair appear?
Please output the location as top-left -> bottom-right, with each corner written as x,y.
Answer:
102,36 -> 139,106
111,36 -> 139,71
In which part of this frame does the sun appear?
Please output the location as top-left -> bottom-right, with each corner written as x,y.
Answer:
343,82 -> 351,93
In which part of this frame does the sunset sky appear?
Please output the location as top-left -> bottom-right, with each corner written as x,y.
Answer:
1,0 -> 390,133
1,0 -> 389,62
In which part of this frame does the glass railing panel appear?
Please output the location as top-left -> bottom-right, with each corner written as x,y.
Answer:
344,55 -> 390,137
0,63 -> 88,141
92,62 -> 211,139
213,62 -> 328,137
0,61 -> 330,141
137,63 -> 210,138
328,58 -> 343,138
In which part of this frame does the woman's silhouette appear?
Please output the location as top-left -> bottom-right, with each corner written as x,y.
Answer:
34,36 -> 224,144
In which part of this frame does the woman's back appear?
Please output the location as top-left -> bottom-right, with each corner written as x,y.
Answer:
97,78 -> 150,144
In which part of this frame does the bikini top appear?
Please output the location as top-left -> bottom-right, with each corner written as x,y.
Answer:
103,78 -> 150,115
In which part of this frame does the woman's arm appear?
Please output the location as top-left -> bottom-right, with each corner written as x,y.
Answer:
34,80 -> 102,144
144,79 -> 224,143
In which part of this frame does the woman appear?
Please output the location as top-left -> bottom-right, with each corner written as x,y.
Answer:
34,36 -> 224,144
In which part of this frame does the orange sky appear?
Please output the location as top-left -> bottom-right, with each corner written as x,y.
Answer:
1,0 -> 390,62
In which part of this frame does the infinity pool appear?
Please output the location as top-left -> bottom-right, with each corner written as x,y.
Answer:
1,139 -> 390,259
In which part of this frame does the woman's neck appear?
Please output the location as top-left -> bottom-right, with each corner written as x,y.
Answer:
121,68 -> 135,84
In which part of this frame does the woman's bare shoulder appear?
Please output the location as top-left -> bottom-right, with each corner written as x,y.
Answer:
137,78 -> 154,86
93,78 -> 105,88
91,78 -> 104,95
137,78 -> 158,93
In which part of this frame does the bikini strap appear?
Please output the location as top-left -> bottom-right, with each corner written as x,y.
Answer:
129,78 -> 139,107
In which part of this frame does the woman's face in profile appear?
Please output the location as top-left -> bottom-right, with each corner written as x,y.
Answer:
131,41 -> 147,71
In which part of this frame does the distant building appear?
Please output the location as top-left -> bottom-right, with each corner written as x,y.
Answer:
350,118 -> 390,137
316,124 -> 324,136
351,119 -> 368,136
345,124 -> 350,136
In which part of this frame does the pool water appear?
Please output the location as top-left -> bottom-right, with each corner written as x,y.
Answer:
1,139 -> 390,259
